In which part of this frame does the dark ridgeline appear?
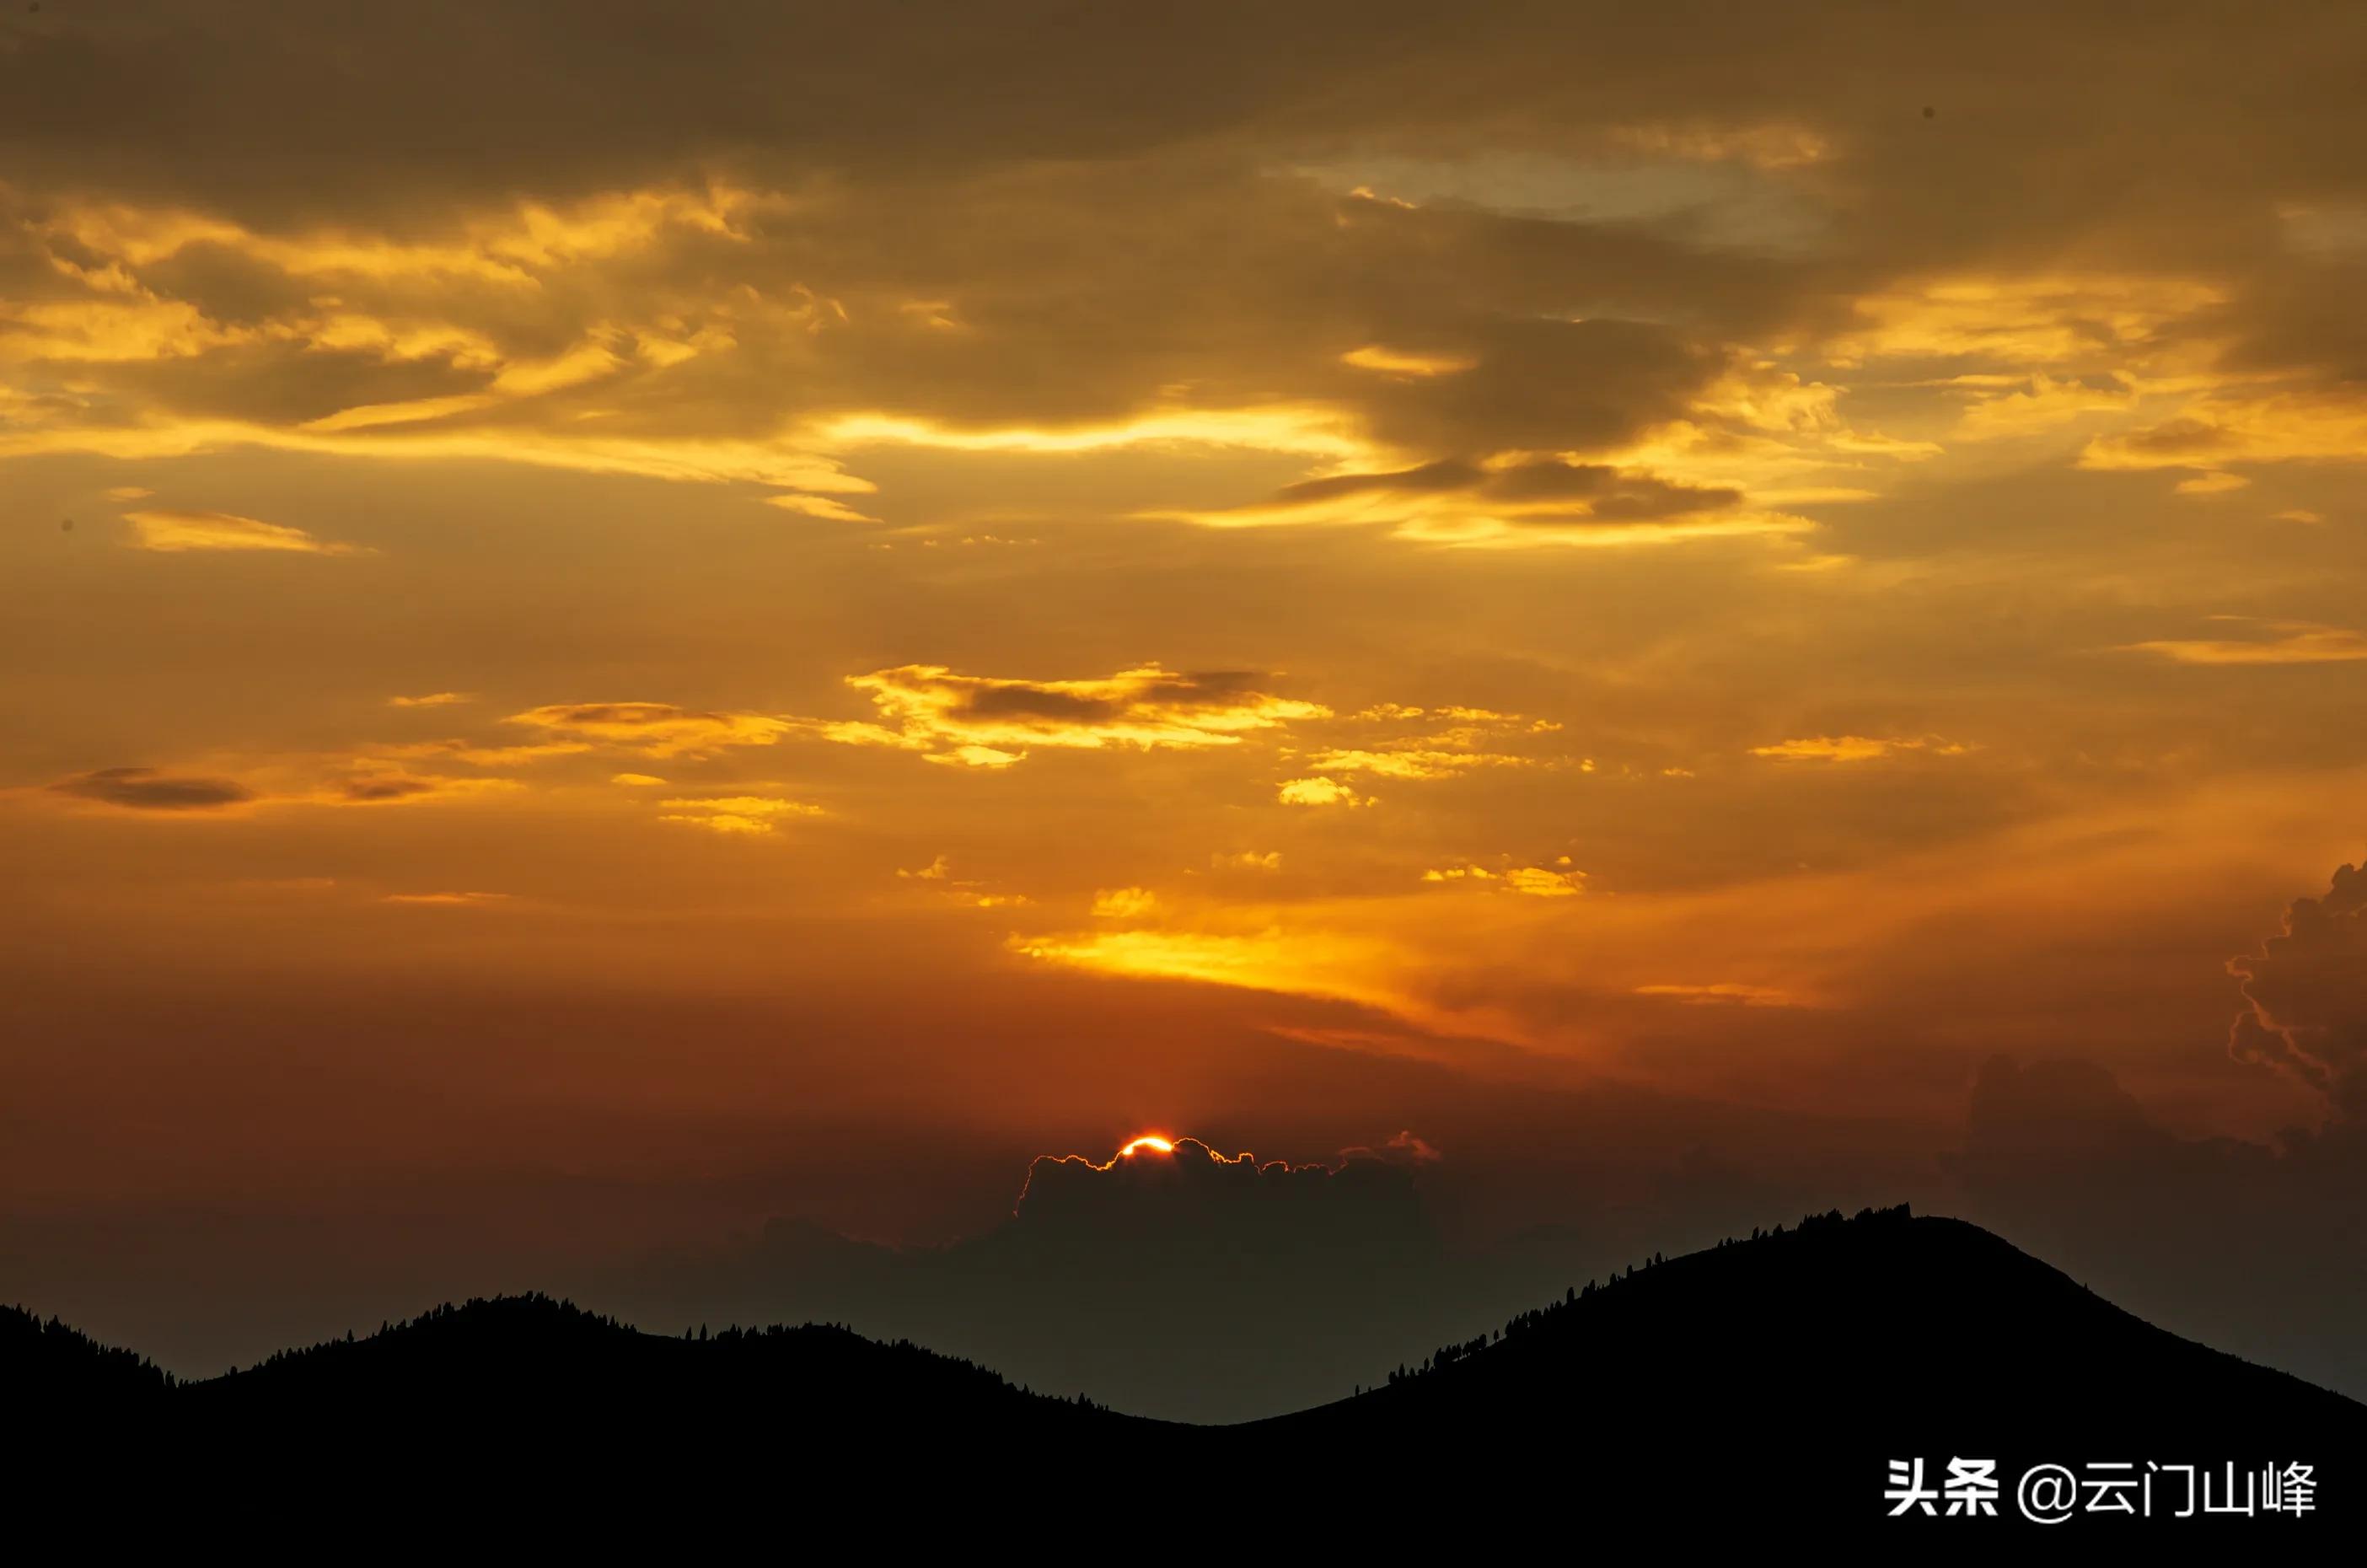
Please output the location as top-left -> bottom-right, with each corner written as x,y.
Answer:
11,1211 -> 2362,1533
3,1304 -> 175,1408
1244,1206 -> 2367,1529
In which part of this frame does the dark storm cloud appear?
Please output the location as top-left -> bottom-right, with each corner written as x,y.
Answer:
6,3 -> 2364,241
589,1139 -> 1506,1423
1955,1054 -> 2367,1405
1359,316 -> 1723,454
1012,1137 -> 1421,1235
7,2 -> 2359,496
2229,856 -> 2367,1117
0,3 -> 1472,220
48,766 -> 252,810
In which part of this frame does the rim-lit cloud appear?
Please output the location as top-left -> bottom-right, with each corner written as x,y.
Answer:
2230,856 -> 2367,1116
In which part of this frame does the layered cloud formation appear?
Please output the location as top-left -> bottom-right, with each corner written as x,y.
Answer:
9,0 -> 2367,1426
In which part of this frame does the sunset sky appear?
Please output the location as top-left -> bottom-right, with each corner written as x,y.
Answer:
6,4 -> 2367,1395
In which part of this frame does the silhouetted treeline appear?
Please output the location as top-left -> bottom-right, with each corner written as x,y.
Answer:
1387,1202 -> 1917,1387
169,1290 -> 1123,1425
4,1302 -> 174,1407
10,1208 -> 2361,1537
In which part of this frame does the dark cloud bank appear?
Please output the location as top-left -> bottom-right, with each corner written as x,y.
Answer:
576,856 -> 2367,1422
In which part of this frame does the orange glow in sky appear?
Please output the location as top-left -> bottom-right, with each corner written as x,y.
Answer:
8,4 -> 2367,1372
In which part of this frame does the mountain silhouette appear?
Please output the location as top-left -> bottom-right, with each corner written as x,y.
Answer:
1247,1206 -> 2364,1530
13,1208 -> 2360,1533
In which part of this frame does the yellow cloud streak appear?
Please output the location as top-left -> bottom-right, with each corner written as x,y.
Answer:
2124,625 -> 2367,665
121,508 -> 367,556
810,406 -> 1369,459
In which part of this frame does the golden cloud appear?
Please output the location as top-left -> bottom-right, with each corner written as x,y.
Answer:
122,507 -> 366,556
1300,706 -> 1563,781
1305,747 -> 1538,781
1422,862 -> 1586,898
1748,735 -> 1971,762
793,664 -> 1329,768
656,795 -> 825,836
2080,391 -> 2367,474
1278,776 -> 1371,808
505,702 -> 792,759
1009,926 -> 1418,1023
2123,621 -> 2367,665
1949,373 -> 2138,441
1823,273 -> 2225,368
1092,887 -> 1162,920
889,855 -> 1029,907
